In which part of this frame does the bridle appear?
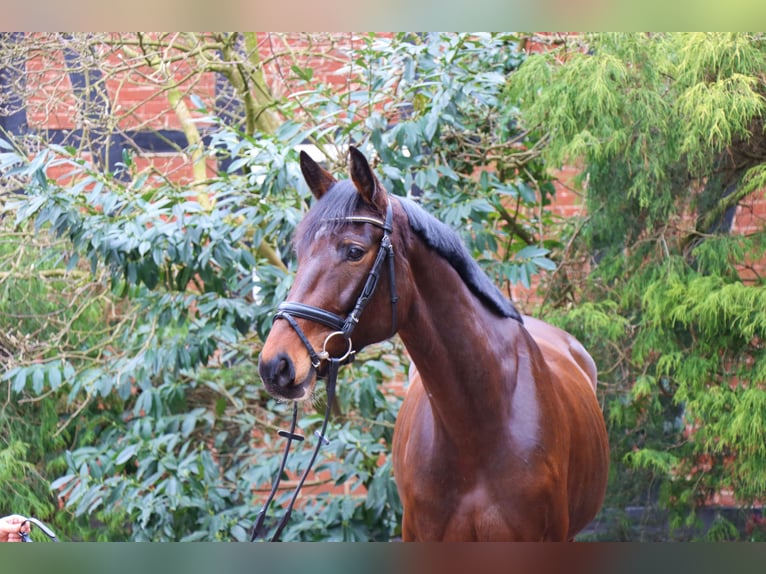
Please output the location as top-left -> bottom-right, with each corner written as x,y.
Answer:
275,198 -> 398,362
250,197 -> 398,542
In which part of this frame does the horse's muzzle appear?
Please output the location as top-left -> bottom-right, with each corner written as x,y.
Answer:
259,352 -> 306,399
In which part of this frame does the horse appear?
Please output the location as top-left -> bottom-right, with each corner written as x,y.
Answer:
258,146 -> 610,541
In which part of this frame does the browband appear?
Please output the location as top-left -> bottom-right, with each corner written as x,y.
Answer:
331,215 -> 388,229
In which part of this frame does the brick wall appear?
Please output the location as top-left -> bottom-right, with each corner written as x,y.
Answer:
733,191 -> 766,283
10,33 -> 765,284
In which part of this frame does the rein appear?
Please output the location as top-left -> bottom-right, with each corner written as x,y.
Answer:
249,359 -> 340,542
250,199 -> 397,542
19,517 -> 59,542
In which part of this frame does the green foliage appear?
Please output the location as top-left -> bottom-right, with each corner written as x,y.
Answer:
285,32 -> 557,287
0,221 -> 127,540
705,513 -> 740,542
1,134 -> 407,540
515,32 -> 766,539
511,33 -> 766,252
1,33 -> 555,541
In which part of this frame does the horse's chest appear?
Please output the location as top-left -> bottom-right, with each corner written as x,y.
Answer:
403,469 -> 547,540
396,427 -> 558,540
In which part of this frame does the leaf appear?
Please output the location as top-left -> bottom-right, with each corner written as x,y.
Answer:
290,65 -> 314,82
116,444 -> 139,466
63,361 -> 76,381
275,121 -> 304,142
31,366 -> 45,394
229,525 -> 248,542
189,93 -> 206,111
48,364 -> 63,390
11,368 -> 27,392
226,157 -> 250,174
532,256 -> 557,271
50,474 -> 76,491
518,263 -> 530,289
181,414 -> 197,437
424,113 -> 439,143
516,245 -> 550,260
436,164 -> 459,181
516,182 -> 536,203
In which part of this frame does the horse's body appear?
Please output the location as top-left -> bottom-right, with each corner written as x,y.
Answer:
258,147 -> 609,541
393,308 -> 608,541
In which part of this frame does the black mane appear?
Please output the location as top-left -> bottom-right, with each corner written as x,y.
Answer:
398,197 -> 523,323
297,182 -> 522,322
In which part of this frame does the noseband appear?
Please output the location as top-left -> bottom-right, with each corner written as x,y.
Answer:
250,198 -> 397,542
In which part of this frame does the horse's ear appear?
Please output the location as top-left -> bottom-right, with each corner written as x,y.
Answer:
300,151 -> 337,200
349,146 -> 387,211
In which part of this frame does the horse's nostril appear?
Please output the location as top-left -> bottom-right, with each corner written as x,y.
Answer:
260,352 -> 296,390
275,357 -> 292,388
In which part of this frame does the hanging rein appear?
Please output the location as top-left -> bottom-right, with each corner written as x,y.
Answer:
250,199 -> 397,542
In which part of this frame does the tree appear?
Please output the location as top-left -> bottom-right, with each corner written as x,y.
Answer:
511,32 -> 766,540
2,32 -> 554,541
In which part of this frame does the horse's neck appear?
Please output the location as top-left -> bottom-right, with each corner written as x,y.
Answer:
397,242 -> 538,449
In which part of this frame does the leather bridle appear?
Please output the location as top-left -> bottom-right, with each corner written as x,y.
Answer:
250,198 -> 398,542
274,198 -> 398,363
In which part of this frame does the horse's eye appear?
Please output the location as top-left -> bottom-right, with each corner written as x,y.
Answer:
345,245 -> 366,262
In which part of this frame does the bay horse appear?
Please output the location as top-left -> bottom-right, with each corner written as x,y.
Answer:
258,147 -> 610,541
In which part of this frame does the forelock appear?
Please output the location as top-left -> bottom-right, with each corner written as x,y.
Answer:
295,180 -> 379,253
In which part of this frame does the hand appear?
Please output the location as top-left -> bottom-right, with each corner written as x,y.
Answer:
0,514 -> 29,542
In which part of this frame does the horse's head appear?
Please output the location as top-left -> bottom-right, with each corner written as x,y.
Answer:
258,147 -> 400,401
